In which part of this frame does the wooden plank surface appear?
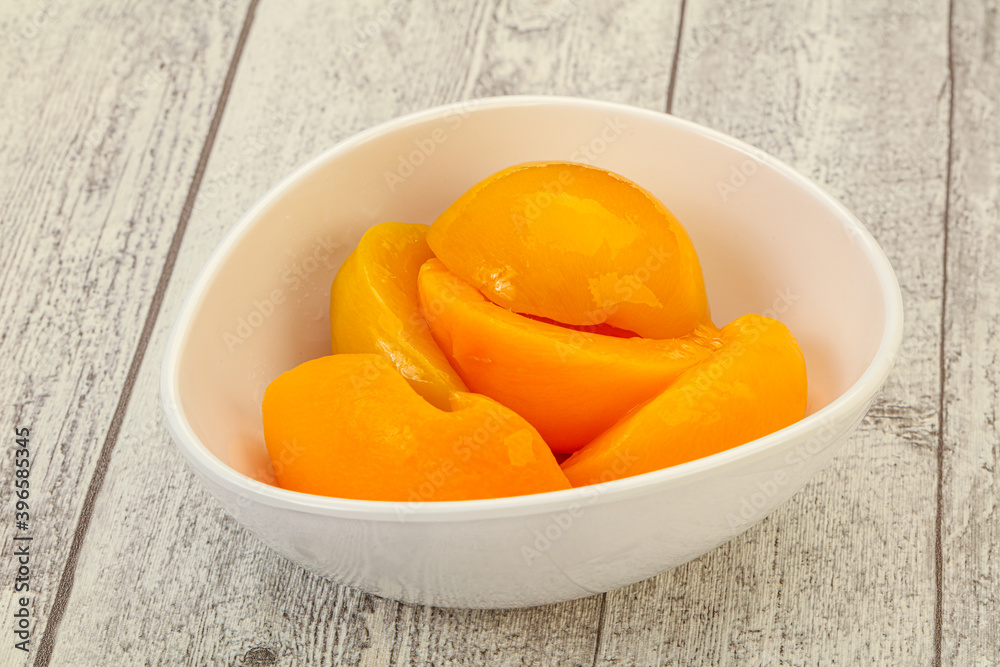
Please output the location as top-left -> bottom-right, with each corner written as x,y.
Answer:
1,0 -> 996,665
41,1 -> 685,664
594,1 -> 950,664
942,0 -> 1000,661
0,2 -> 252,665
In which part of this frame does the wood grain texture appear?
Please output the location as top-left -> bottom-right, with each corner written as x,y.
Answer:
6,0 -> 997,664
0,2 -> 251,665
941,0 -> 1000,661
43,0 -> 684,664
464,0 -> 681,110
594,1 -> 950,664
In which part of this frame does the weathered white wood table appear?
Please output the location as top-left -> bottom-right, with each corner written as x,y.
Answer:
1,0 -> 997,664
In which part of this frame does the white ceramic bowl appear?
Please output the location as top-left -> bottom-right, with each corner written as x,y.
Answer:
161,96 -> 903,608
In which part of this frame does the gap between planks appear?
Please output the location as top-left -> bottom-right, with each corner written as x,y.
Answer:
590,3 -> 688,663
933,0 -> 956,664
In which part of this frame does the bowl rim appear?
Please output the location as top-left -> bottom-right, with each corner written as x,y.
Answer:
160,94 -> 904,522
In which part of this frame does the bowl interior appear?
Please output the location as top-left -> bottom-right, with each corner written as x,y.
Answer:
167,98 -> 894,490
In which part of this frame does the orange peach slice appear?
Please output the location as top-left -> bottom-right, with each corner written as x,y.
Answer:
329,222 -> 466,410
418,258 -> 720,453
427,161 -> 710,339
561,314 -> 807,485
263,353 -> 570,501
